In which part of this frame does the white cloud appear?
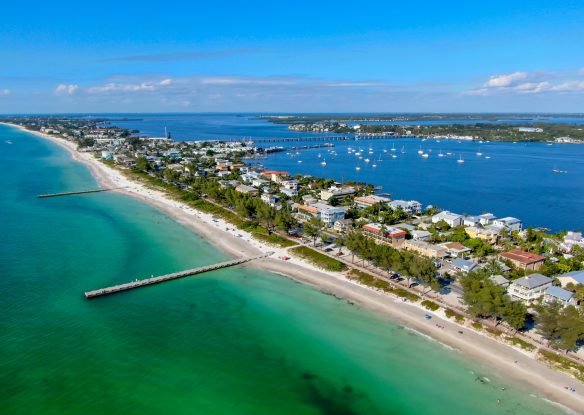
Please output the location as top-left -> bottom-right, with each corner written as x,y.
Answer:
87,78 -> 173,94
484,71 -> 528,87
0,88 -> 10,96
55,84 -> 79,95
467,70 -> 584,96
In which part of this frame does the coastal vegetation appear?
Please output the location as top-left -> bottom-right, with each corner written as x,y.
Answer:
421,300 -> 440,311
289,246 -> 348,272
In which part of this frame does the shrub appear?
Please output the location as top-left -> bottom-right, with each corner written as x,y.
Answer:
421,300 -> 440,311
290,246 -> 347,272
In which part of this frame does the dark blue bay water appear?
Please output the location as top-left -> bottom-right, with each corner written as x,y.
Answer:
105,114 -> 583,231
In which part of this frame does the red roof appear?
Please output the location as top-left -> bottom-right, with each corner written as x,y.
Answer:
363,224 -> 407,237
261,171 -> 289,175
500,249 -> 545,264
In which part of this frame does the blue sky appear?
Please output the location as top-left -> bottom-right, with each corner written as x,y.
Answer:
1,0 -> 583,113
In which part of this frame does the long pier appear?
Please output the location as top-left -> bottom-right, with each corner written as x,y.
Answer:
37,187 -> 123,199
84,252 -> 273,299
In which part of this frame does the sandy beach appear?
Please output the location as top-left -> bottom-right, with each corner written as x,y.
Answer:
6,122 -> 583,414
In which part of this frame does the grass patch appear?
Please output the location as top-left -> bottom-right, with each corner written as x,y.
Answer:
445,308 -> 465,324
252,232 -> 297,248
506,337 -> 535,352
394,288 -> 420,302
485,327 -> 503,337
471,322 -> 483,330
539,350 -> 584,382
290,246 -> 348,272
421,300 -> 440,311
348,269 -> 392,292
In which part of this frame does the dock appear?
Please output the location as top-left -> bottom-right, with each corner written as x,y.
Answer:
37,187 -> 124,199
84,252 -> 273,299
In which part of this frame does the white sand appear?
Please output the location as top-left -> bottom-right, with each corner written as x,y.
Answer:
6,122 -> 584,414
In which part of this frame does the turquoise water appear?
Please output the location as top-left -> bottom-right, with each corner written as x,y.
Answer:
0,124 -> 568,414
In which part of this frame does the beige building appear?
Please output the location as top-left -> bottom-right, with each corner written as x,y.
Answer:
403,240 -> 447,259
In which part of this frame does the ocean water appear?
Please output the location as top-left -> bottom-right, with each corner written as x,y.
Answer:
0,124 -> 569,414
105,113 -> 584,231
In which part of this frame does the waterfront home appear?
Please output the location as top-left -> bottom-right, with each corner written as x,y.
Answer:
489,274 -> 510,288
441,242 -> 471,257
410,230 -> 433,241
403,240 -> 448,259
261,170 -> 290,183
302,195 -> 318,205
478,213 -> 496,225
320,186 -> 356,202
508,274 -> 553,302
281,188 -> 298,197
493,217 -> 523,232
362,223 -> 408,247
465,226 -> 500,245
388,200 -> 422,215
235,184 -> 259,195
354,195 -> 392,209
281,180 -> 298,191
544,286 -> 577,306
431,211 -> 463,228
560,231 -> 584,252
297,203 -> 346,228
452,258 -> 479,273
334,218 -> 353,234
240,172 -> 260,184
463,216 -> 481,227
252,178 -> 269,188
261,193 -> 281,207
499,249 -> 545,271
556,270 -> 584,288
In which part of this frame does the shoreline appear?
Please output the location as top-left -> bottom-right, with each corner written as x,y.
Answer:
4,122 -> 584,414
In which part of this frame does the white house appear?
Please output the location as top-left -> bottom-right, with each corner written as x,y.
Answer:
556,270 -> 584,288
544,286 -> 577,306
508,274 -> 553,302
432,211 -> 463,228
493,217 -> 523,232
388,200 -> 422,215
478,213 -> 496,225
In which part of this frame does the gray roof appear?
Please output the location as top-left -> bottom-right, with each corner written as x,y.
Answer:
489,275 -> 510,286
545,286 -> 574,302
512,273 -> 553,289
559,271 -> 584,285
453,258 -> 478,271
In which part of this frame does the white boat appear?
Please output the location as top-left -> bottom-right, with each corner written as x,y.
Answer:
438,150 -> 444,157
446,152 -> 452,156
400,146 -> 406,154
297,160 -> 303,163
364,158 -> 370,163
321,160 -> 327,166
476,147 -> 483,156
485,156 -> 491,159
391,142 -> 397,151
372,164 -> 377,168
421,153 -> 429,158
457,154 -> 465,163
317,153 -> 322,158
5,140 -> 13,144
355,166 -> 361,171
391,154 -> 397,159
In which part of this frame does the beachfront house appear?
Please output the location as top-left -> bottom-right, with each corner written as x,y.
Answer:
508,274 -> 553,302
354,195 -> 392,209
388,200 -> 422,215
544,286 -> 577,306
362,223 -> 407,247
320,186 -> 356,202
478,213 -> 496,225
493,217 -> 523,232
431,211 -> 463,228
499,249 -> 545,271
333,218 -> 353,234
463,216 -> 481,227
296,203 -> 345,228
403,240 -> 448,259
556,270 -> 584,288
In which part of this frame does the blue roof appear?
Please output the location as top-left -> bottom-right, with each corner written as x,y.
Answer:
561,271 -> 584,284
453,258 -> 478,271
545,286 -> 574,302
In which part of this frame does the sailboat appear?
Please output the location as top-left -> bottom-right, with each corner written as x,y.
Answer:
391,142 -> 397,151
438,149 -> 444,157
457,154 -> 465,163
417,145 -> 424,155
401,146 -> 406,154
421,153 -> 429,158
355,165 -> 361,171
321,158 -> 327,166
476,147 -> 483,156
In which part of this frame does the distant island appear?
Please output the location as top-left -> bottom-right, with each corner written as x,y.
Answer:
258,114 -> 584,143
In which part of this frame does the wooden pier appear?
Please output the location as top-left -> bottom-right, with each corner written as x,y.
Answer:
37,187 -> 123,199
84,252 -> 273,299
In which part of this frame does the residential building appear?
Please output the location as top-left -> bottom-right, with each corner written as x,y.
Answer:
463,216 -> 481,227
544,286 -> 577,306
251,178 -> 269,188
281,188 -> 298,197
261,171 -> 290,183
465,226 -> 500,244
333,219 -> 353,234
235,184 -> 259,195
281,180 -> 298,191
261,193 -> 281,207
489,275 -> 510,288
556,270 -> 584,288
431,211 -> 463,228
441,242 -> 471,257
561,231 -> 584,252
410,230 -> 432,241
499,249 -> 545,271
388,200 -> 422,215
403,240 -> 448,259
296,203 -> 345,227
320,186 -> 356,202
478,213 -> 496,225
362,223 -> 408,247
508,274 -> 553,302
452,258 -> 479,273
354,195 -> 392,209
493,217 -> 523,232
